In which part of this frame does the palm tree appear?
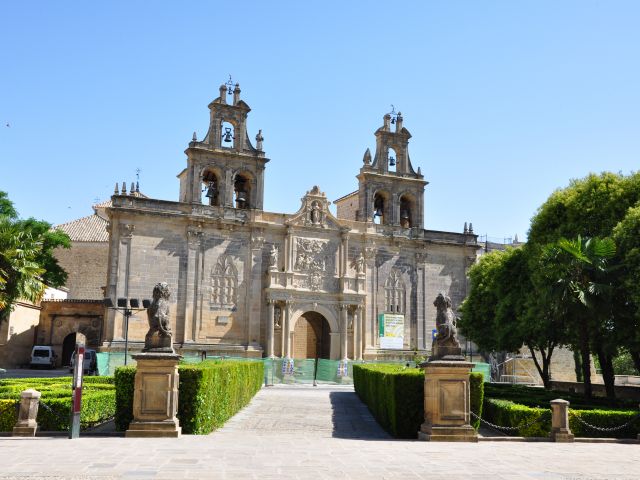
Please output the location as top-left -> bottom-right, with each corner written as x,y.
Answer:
542,235 -> 616,400
0,217 -> 46,320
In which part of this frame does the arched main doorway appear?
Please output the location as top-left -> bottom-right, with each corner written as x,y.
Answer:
61,332 -> 87,367
292,312 -> 331,359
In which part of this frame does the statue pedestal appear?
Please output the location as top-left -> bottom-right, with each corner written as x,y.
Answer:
418,360 -> 478,442
126,353 -> 181,438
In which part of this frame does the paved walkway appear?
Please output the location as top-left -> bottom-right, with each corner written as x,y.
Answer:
1,384 -> 639,479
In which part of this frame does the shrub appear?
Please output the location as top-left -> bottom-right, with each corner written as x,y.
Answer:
482,398 -> 640,438
352,364 -> 484,438
483,398 -> 551,437
114,360 -> 264,434
470,372 -> 484,430
0,376 -> 116,431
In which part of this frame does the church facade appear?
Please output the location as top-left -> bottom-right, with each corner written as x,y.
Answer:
103,84 -> 479,360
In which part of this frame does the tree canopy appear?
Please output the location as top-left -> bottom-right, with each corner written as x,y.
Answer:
0,191 -> 70,321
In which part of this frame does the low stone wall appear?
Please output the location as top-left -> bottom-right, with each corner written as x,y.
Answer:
550,380 -> 640,401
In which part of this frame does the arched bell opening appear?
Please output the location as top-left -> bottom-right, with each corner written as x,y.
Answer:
201,169 -> 221,206
388,147 -> 398,173
221,121 -> 235,148
373,191 -> 389,225
233,173 -> 251,209
399,194 -> 415,228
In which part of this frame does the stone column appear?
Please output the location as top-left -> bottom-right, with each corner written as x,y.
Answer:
550,399 -> 574,442
266,300 -> 275,358
12,389 -> 41,437
340,304 -> 348,360
418,360 -> 478,442
126,353 -> 182,438
352,306 -> 364,361
283,301 -> 292,358
184,227 -> 203,343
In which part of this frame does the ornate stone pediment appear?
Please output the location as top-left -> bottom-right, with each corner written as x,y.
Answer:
286,186 -> 342,229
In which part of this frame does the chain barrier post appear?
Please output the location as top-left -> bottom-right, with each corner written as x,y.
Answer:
550,399 -> 574,442
69,342 -> 85,439
12,389 -> 41,437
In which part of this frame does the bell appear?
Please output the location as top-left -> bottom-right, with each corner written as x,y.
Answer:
205,183 -> 217,199
236,191 -> 247,203
401,210 -> 409,220
389,156 -> 396,167
391,117 -> 396,124
223,127 -> 233,143
374,206 -> 383,217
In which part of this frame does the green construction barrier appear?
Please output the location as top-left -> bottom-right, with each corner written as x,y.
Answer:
472,362 -> 491,382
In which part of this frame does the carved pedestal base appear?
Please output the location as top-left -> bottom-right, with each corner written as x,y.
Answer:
418,360 -> 478,442
126,353 -> 181,438
12,388 -> 41,437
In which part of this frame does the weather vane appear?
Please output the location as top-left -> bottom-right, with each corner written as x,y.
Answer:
225,75 -> 234,95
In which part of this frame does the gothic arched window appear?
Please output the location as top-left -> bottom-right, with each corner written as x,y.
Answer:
384,269 -> 405,313
211,255 -> 238,309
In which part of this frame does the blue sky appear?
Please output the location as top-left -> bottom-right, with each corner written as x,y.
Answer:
1,1 -> 639,241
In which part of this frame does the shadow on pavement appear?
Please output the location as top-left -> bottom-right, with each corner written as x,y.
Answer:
329,390 -> 393,440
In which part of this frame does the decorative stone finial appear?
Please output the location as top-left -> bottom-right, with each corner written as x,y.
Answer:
219,84 -> 227,104
114,183 -> 119,195
383,114 -> 391,131
130,182 -> 135,195
192,131 -> 197,142
417,166 -> 422,176
468,223 -> 473,234
463,222 -> 468,234
363,148 -> 372,165
136,181 -> 140,193
395,112 -> 403,131
121,182 -> 127,195
233,83 -> 241,105
514,233 -> 519,243
255,129 -> 264,151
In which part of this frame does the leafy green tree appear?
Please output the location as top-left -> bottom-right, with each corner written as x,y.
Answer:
541,235 -> 617,400
612,205 -> 640,372
459,246 -> 567,388
0,192 -> 70,322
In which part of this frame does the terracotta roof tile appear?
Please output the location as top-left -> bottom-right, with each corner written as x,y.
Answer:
55,214 -> 109,242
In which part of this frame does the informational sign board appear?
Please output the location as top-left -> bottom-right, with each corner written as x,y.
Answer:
378,313 -> 405,349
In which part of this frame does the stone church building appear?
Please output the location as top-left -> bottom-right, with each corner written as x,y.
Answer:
103,83 -> 479,360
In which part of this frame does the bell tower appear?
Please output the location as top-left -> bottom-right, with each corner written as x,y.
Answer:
355,111 -> 427,228
178,80 -> 269,210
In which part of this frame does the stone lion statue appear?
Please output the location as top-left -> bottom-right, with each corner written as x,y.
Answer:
143,282 -> 174,353
431,292 -> 463,360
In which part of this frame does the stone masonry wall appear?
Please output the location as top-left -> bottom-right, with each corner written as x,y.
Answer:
54,242 -> 109,299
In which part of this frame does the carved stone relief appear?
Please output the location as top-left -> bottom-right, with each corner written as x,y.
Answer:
210,255 -> 238,310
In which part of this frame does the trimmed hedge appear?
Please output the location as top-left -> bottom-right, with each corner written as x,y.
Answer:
0,376 -> 115,431
114,359 -> 264,434
483,398 -> 640,438
484,383 -> 637,410
352,363 -> 484,438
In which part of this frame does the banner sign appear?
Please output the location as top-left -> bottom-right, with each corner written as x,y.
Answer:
378,313 -> 405,349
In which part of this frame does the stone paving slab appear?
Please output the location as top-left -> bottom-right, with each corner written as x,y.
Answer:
0,384 -> 638,479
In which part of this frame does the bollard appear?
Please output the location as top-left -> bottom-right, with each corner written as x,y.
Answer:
12,389 -> 41,437
550,399 -> 574,442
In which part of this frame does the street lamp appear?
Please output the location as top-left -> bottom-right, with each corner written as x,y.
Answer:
103,297 -> 149,365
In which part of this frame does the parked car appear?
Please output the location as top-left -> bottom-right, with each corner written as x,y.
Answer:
30,346 -> 57,369
69,349 -> 98,375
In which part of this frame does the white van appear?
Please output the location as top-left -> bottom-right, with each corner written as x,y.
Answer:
70,349 -> 98,375
30,346 -> 57,369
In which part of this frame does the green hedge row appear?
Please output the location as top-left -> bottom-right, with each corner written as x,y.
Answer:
115,359 -> 264,434
483,383 -> 637,410
352,364 -> 484,438
0,376 -> 116,431
483,398 -> 640,438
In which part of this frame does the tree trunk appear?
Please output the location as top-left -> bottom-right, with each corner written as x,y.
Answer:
527,344 -> 553,389
579,318 -> 592,399
573,350 -> 583,382
596,347 -> 616,404
630,350 -> 640,374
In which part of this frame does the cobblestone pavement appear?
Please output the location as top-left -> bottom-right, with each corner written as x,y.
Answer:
1,384 -> 639,479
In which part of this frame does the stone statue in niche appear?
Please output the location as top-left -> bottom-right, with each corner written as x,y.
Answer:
255,129 -> 264,151
268,244 -> 278,270
430,293 -> 463,361
144,282 -> 174,353
352,252 -> 365,274
310,201 -> 322,225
